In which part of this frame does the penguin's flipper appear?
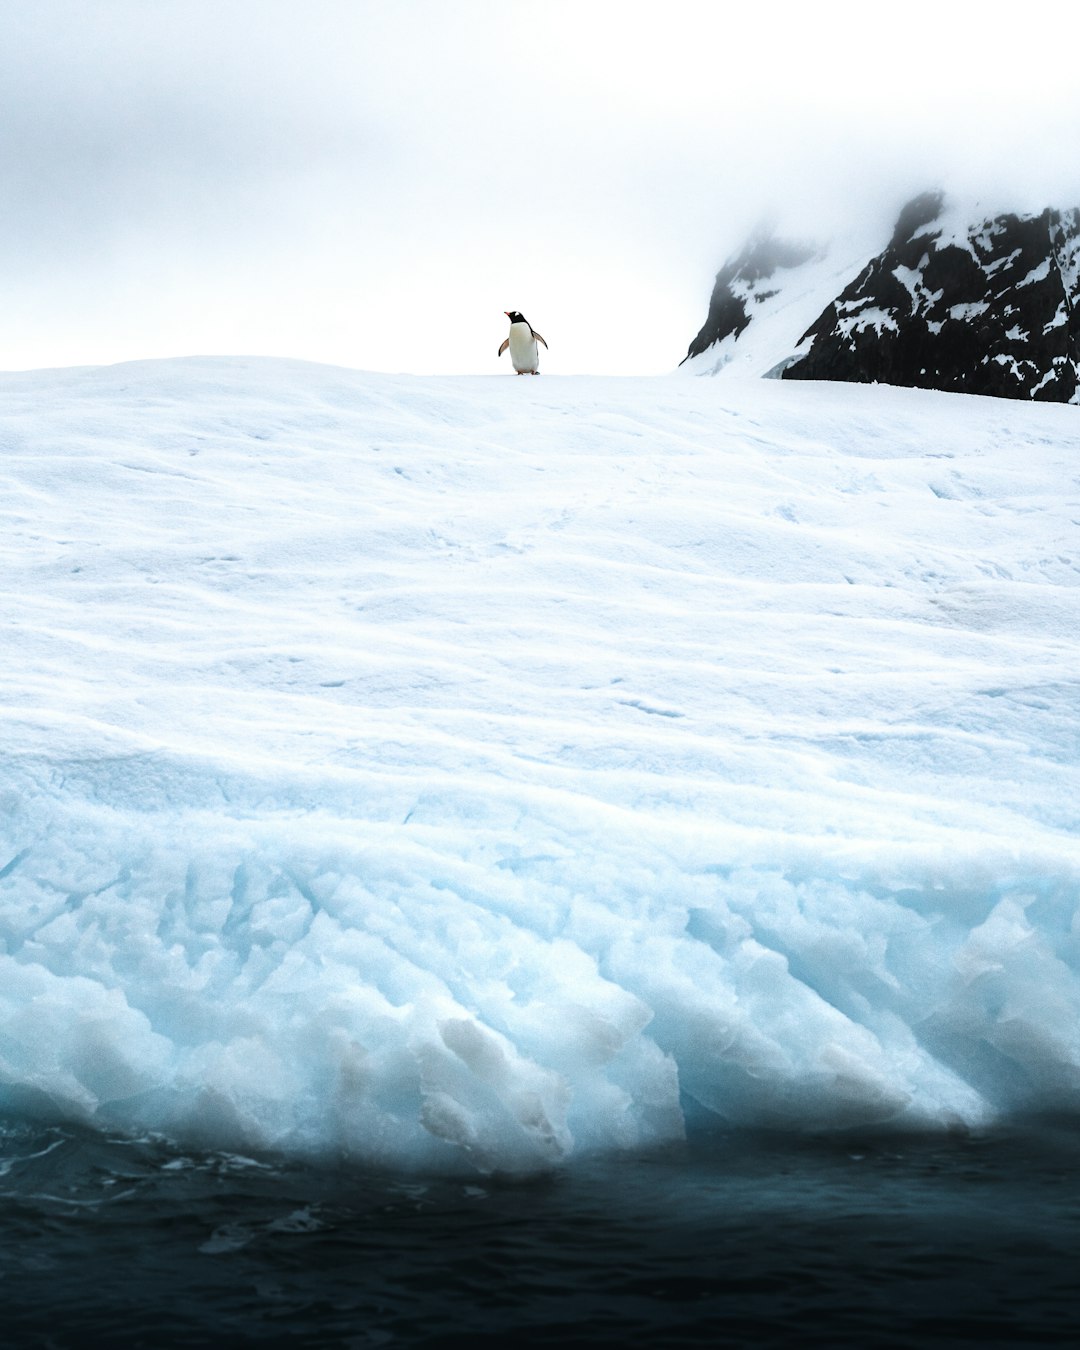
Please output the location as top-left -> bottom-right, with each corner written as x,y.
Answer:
498,338 -> 510,357
532,332 -> 548,349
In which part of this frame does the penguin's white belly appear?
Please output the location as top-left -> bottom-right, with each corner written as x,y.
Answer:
507,322 -> 539,372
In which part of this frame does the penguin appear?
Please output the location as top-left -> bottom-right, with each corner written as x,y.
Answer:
498,311 -> 548,374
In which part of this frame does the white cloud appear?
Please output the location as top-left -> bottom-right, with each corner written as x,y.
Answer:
2,0 -> 1078,374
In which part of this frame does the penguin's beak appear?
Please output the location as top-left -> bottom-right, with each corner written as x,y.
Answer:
504,311 -> 511,317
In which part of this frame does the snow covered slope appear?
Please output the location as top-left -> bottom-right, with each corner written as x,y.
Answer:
3,357 -> 1080,1173
679,228 -> 879,379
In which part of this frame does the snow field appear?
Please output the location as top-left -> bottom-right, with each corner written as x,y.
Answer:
2,357 -> 1080,1172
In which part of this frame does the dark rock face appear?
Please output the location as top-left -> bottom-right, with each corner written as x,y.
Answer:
684,193 -> 1080,403
680,232 -> 817,365
784,193 -> 1080,401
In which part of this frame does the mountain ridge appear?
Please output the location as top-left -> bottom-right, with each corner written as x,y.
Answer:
682,191 -> 1080,403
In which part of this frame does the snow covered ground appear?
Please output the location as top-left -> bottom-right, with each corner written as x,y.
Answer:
2,356 -> 1079,1173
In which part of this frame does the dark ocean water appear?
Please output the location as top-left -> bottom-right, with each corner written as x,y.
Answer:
2,1114 -> 1079,1348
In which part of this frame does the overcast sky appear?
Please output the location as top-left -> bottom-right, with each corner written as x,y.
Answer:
3,0 -> 1079,376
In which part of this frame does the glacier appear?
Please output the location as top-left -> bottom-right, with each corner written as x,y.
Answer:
2,356 -> 1079,1174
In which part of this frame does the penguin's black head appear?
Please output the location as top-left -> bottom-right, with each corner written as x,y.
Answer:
505,310 -> 526,324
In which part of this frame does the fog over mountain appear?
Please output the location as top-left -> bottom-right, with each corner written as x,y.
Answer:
2,0 -> 1079,375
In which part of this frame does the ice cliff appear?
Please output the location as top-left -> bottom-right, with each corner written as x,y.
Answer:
2,358 -> 1079,1173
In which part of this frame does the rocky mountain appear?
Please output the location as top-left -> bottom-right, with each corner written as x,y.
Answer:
681,191 -> 1080,403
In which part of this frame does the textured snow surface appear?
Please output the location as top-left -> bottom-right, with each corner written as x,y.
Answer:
3,357 -> 1080,1173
